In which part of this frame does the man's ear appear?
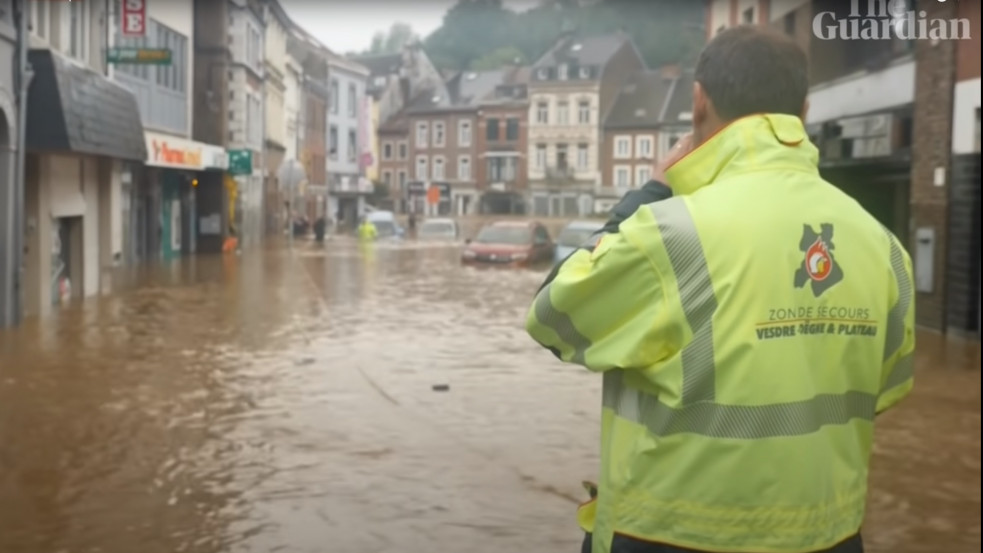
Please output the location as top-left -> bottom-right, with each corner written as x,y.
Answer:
693,82 -> 707,126
801,99 -> 810,122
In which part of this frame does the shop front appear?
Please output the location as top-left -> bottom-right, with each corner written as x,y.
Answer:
22,49 -> 147,318
136,131 -> 228,260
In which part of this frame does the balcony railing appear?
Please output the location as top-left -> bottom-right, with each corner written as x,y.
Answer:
545,166 -> 576,180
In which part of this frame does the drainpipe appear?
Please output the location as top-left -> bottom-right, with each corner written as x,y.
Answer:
8,0 -> 33,326
260,3 -> 269,243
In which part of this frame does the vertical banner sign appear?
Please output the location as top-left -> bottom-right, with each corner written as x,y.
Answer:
121,0 -> 147,37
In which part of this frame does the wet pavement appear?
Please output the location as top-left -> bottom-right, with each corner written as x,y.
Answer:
0,238 -> 979,553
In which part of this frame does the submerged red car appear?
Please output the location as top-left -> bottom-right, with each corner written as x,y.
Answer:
461,221 -> 554,267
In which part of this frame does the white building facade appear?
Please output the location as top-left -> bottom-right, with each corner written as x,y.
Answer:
22,0 -> 146,317
227,0 -> 266,246
326,55 -> 371,222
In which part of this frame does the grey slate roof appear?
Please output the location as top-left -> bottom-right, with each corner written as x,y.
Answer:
533,33 -> 629,69
661,69 -> 695,126
451,69 -> 508,105
604,68 -> 694,130
26,49 -> 147,162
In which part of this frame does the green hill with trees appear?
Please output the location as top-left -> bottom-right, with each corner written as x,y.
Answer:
360,0 -> 705,71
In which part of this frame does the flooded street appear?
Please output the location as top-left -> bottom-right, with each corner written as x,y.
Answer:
0,240 -> 979,553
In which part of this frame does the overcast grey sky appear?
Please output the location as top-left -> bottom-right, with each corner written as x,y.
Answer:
281,0 -> 540,54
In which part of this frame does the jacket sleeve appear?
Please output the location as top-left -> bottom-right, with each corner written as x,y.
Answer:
525,221 -> 668,372
876,235 -> 916,414
537,180 -> 673,295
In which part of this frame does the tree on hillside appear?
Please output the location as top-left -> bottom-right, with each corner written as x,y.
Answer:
424,0 -> 514,70
423,0 -> 705,71
365,22 -> 419,54
470,46 -> 527,70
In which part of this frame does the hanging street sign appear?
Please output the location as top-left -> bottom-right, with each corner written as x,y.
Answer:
121,0 -> 147,37
106,47 -> 172,65
227,149 -> 254,176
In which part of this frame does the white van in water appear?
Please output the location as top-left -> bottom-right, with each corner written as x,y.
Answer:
365,210 -> 405,239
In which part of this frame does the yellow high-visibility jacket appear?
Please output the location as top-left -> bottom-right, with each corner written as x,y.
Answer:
526,114 -> 915,553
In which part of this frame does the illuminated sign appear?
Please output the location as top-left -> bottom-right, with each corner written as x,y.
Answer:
151,140 -> 202,168
121,0 -> 147,37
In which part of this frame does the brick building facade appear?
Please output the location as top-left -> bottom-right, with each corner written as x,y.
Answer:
910,0 -> 959,331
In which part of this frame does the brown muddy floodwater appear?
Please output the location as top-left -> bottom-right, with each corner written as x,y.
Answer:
0,238 -> 979,553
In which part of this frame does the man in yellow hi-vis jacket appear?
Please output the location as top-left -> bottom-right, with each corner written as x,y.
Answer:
526,26 -> 914,553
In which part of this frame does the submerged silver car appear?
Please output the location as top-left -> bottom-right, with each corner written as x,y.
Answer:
554,220 -> 604,263
417,218 -> 460,241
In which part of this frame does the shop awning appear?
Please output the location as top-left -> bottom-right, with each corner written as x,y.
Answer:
26,49 -> 147,162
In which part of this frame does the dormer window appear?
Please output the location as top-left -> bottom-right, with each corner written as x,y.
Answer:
579,67 -> 591,79
373,76 -> 386,87
537,68 -> 549,80
558,64 -> 568,80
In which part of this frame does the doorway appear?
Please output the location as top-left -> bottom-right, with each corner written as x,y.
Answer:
51,216 -> 83,306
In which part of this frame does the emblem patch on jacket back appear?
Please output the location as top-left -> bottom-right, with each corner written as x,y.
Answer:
794,223 -> 843,296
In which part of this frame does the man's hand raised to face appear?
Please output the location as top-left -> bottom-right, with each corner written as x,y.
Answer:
652,133 -> 694,185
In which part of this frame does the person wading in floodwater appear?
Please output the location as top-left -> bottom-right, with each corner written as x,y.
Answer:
525,25 -> 915,553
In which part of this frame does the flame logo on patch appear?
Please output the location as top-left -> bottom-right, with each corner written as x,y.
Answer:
805,238 -> 832,281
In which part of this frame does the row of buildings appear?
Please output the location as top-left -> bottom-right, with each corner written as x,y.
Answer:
362,33 -> 693,218
0,0 -> 978,340
706,0 -> 980,339
0,0 -> 384,325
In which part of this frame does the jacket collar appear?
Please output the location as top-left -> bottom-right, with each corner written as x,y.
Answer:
664,114 -> 820,196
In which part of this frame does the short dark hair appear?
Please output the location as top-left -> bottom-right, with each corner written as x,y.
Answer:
694,25 -> 809,121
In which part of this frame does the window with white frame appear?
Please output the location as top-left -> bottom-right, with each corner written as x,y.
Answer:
247,93 -> 263,148
155,22 -> 187,93
246,23 -> 262,71
457,156 -> 471,181
329,125 -> 339,159
65,0 -> 88,61
30,0 -> 49,39
115,19 -> 187,95
432,156 -> 445,180
330,79 -> 339,114
536,102 -> 548,124
415,121 -> 429,148
614,136 -> 632,159
348,83 -> 357,117
557,101 -> 569,125
535,144 -> 547,170
578,100 -> 591,124
458,119 -> 472,147
635,165 -> 652,186
415,156 -> 429,180
558,65 -> 568,80
614,165 -> 631,188
659,131 -> 687,159
433,121 -> 446,147
636,136 -> 654,159
348,129 -> 357,161
382,141 -> 393,160
577,144 -> 589,169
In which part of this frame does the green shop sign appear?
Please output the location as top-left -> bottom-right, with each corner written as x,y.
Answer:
227,149 -> 253,176
106,47 -> 172,65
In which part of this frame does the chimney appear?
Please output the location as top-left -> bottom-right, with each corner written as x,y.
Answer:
659,64 -> 681,80
399,77 -> 411,105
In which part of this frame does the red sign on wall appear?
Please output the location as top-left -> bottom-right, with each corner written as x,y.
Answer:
121,0 -> 146,37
